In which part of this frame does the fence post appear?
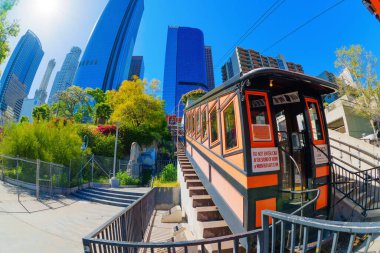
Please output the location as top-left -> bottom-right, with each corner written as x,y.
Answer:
68,160 -> 71,191
1,156 -> 4,183
16,155 -> 19,202
49,162 -> 53,197
36,159 -> 40,199
91,154 -> 94,187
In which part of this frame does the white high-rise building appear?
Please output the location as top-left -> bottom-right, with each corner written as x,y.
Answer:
48,47 -> 81,105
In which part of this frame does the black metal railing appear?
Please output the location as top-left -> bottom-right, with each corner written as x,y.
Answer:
332,162 -> 380,211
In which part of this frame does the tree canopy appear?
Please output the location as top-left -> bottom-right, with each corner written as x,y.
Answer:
0,0 -> 19,72
335,44 -> 380,133
180,88 -> 207,105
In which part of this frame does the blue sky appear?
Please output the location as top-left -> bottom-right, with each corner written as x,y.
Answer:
1,0 -> 379,98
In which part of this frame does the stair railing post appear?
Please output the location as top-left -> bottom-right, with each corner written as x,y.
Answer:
364,171 -> 369,214
49,162 -> 53,197
358,145 -> 361,169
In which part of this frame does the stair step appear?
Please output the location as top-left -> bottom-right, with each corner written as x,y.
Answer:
196,206 -> 223,221
187,180 -> 203,188
82,188 -> 141,200
87,187 -> 145,197
189,186 -> 207,197
205,240 -> 242,253
200,220 -> 231,238
182,169 -> 195,175
71,192 -> 129,207
193,195 -> 214,208
184,174 -> 198,181
74,191 -> 135,204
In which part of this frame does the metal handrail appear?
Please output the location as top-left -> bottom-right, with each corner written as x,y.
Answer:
262,210 -> 380,253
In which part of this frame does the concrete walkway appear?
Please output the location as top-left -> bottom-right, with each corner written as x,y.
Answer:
0,182 -> 124,253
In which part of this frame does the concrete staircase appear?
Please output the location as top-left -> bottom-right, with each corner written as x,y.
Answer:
177,153 -> 235,252
71,187 -> 145,207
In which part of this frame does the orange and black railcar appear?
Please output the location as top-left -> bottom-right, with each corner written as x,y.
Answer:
183,68 -> 337,233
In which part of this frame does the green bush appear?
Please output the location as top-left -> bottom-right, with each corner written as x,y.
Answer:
116,171 -> 140,185
0,121 -> 82,166
160,164 -> 177,182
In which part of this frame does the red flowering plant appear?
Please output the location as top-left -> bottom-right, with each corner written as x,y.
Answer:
97,125 -> 116,135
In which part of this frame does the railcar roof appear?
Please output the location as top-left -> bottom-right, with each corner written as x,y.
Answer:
185,68 -> 338,110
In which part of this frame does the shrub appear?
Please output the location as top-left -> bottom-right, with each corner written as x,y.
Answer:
116,170 -> 140,185
160,164 -> 177,182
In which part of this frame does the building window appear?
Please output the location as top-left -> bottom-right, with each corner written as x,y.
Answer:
223,101 -> 237,150
201,108 -> 207,141
209,105 -> 219,144
306,99 -> 324,142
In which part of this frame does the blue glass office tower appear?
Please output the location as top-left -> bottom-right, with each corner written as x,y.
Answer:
162,26 -> 208,116
75,0 -> 144,91
0,30 -> 44,121
128,56 -> 144,80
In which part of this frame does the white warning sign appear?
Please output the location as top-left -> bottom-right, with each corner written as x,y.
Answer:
313,144 -> 329,165
252,147 -> 280,173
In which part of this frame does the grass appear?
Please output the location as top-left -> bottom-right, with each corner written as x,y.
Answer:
152,178 -> 179,187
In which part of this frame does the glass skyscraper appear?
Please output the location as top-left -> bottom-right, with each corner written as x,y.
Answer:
75,0 -> 144,91
0,30 -> 44,121
128,56 -> 144,80
204,46 -> 215,91
162,26 -> 208,116
48,47 -> 81,105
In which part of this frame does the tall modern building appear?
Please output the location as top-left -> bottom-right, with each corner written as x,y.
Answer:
162,26 -> 208,116
75,0 -> 144,91
221,47 -> 304,82
318,71 -> 338,104
19,59 -> 56,122
204,46 -> 215,90
0,30 -> 44,121
35,59 -> 56,104
48,47 -> 81,105
128,56 -> 144,80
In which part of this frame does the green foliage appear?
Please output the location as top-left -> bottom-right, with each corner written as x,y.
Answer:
32,104 -> 51,121
180,88 -> 206,105
95,102 -> 113,124
0,121 -> 82,166
86,88 -> 107,104
20,116 -> 29,123
335,45 -> 380,132
53,86 -> 92,121
0,0 -> 19,71
116,171 -> 140,185
159,164 -> 177,182
107,78 -> 169,146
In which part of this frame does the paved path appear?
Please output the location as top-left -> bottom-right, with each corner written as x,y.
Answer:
0,182 -> 125,253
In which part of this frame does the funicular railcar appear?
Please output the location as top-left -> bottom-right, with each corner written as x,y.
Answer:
183,68 -> 337,233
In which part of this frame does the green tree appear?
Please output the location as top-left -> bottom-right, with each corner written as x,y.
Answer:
86,88 -> 107,104
95,102 -> 113,124
107,78 -> 169,146
0,0 -> 20,72
32,104 -> 51,121
54,86 -> 92,121
335,45 -> 380,135
19,116 -> 29,123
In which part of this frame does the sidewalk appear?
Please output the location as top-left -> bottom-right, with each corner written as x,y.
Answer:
0,182 -> 123,253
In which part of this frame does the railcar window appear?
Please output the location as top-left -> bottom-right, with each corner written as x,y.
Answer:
209,106 -> 218,143
307,101 -> 323,141
223,102 -> 237,150
201,108 -> 207,141
196,109 -> 201,136
248,94 -> 272,142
